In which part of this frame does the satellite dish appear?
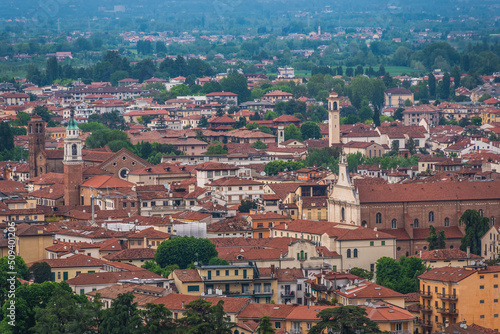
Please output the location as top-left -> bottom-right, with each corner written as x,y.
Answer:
471,260 -> 475,266
260,171 -> 266,176
193,261 -> 199,266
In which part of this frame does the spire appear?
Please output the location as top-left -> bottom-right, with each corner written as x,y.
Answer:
67,107 -> 79,131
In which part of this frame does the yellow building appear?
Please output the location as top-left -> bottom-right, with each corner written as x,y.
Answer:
384,87 -> 414,108
481,108 -> 500,125
418,265 -> 500,334
0,223 -> 54,263
126,227 -> 170,249
28,254 -> 107,282
170,264 -> 279,304
283,303 -> 415,334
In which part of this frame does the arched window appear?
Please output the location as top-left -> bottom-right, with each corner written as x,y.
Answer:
376,213 -> 382,224
300,250 -> 304,260
414,219 -> 419,228
490,217 -> 495,226
71,144 -> 77,156
391,219 -> 397,229
479,209 -> 484,217
353,249 -> 358,258
361,221 -> 367,228
428,211 -> 434,222
347,249 -> 351,258
444,218 -> 449,227
341,207 -> 345,221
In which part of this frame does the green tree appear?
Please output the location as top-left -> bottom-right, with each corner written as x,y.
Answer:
0,255 -> 29,308
46,56 -> 59,83
207,257 -> 229,266
205,142 -> 228,155
33,105 -> 52,123
238,200 -> 258,213
284,124 -> 302,141
15,111 -> 31,126
439,72 -> 451,100
459,209 -> 490,256
375,256 -> 426,294
99,292 -> 142,334
155,237 -> 218,269
28,262 -> 52,283
30,284 -> 98,334
198,116 -> 209,128
309,306 -> 380,334
264,110 -> 278,120
178,299 -> 233,334
252,140 -> 267,149
220,71 -> 251,102
428,73 -> 436,98
264,160 -> 305,176
256,316 -> 275,334
0,122 -> 14,152
389,140 -> 399,156
471,117 -> 482,126
350,267 -> 374,280
478,94 -> 491,103
141,303 -> 176,334
300,121 -> 321,140
426,225 -> 446,250
406,137 -> 417,156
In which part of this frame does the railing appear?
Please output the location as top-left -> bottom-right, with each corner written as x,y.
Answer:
311,283 -> 328,291
416,319 -> 433,328
289,329 -> 303,334
253,289 -> 273,295
418,305 -> 432,313
304,292 -> 313,298
390,330 -> 412,334
437,308 -> 458,315
420,290 -> 432,298
437,293 -> 458,301
281,291 -> 295,298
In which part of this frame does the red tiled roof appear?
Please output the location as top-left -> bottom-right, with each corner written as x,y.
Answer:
104,248 -> 156,261
420,248 -> 481,261
418,266 -> 476,282
172,269 -> 202,282
80,175 -> 134,189
358,181 -> 500,203
28,254 -> 107,268
66,270 -> 161,285
153,293 -> 249,314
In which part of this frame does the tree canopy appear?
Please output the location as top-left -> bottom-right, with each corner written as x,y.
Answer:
459,209 -> 490,256
155,237 -> 218,269
375,256 -> 427,294
309,306 -> 380,334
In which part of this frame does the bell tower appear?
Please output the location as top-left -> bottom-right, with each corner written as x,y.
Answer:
328,92 -> 341,146
63,110 -> 83,207
28,114 -> 46,178
327,152 -> 360,225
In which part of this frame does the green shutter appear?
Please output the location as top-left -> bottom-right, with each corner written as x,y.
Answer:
63,272 -> 68,280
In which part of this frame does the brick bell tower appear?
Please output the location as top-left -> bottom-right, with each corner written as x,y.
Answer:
63,110 -> 83,207
28,114 -> 46,178
328,91 -> 341,146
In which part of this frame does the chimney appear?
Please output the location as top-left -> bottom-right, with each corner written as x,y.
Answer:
467,246 -> 470,258
419,250 -> 422,258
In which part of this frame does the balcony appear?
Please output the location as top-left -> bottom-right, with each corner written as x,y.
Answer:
311,283 -> 329,292
417,305 -> 432,313
290,329 -> 303,334
223,290 -> 253,297
437,308 -> 458,315
416,319 -> 433,328
253,289 -> 273,296
281,291 -> 295,299
390,330 -> 412,334
437,293 -> 458,301
420,290 -> 432,298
